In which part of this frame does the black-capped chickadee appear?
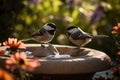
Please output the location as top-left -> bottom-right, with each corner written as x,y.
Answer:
20,23 -> 56,44
67,26 -> 108,47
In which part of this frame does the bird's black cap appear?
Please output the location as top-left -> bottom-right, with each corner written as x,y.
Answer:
47,23 -> 56,30
67,26 -> 78,31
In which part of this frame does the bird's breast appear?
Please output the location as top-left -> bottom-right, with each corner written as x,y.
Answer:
69,37 -> 91,46
34,33 -> 53,43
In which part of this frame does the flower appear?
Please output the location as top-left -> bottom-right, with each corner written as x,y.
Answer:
22,58 -> 40,72
112,23 -> 120,34
6,52 -> 40,72
0,47 -> 4,56
0,43 -> 4,56
0,68 -> 14,80
3,38 -> 26,53
117,51 -> 120,55
90,5 -> 104,25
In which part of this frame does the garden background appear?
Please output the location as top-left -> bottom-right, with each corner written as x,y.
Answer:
0,0 -> 120,60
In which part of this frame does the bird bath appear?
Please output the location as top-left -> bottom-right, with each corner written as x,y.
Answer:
25,44 -> 112,74
0,44 -> 112,80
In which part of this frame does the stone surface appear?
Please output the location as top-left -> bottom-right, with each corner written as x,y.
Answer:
25,44 -> 112,74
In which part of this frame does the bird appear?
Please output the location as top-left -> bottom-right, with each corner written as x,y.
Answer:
67,26 -> 108,47
20,23 -> 56,46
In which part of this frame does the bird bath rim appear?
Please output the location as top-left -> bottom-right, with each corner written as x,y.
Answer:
25,44 -> 112,74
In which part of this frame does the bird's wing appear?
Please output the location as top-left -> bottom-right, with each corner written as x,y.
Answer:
71,31 -> 92,40
32,28 -> 46,36
71,32 -> 80,39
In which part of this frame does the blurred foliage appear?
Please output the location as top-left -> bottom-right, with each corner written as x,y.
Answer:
0,0 -> 24,42
0,0 -> 120,59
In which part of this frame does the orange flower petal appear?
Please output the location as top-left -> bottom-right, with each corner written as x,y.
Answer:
112,23 -> 120,34
0,68 -> 14,80
28,59 -> 40,68
19,52 -> 27,60
117,23 -> 120,27
3,38 -> 26,50
117,51 -> 120,55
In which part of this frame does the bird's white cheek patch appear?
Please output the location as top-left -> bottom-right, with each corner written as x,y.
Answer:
44,25 -> 55,30
68,28 -> 79,34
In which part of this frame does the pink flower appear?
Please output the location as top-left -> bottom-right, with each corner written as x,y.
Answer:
112,23 -> 120,34
117,51 -> 120,55
3,38 -> 26,54
0,48 -> 4,56
6,52 -> 40,72
3,38 -> 26,49
22,59 -> 40,72
0,43 -> 4,56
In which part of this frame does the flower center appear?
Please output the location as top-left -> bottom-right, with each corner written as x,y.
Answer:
19,59 -> 25,65
10,46 -> 18,51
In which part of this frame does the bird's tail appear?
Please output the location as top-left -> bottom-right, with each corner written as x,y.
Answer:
92,35 -> 109,39
20,38 -> 34,42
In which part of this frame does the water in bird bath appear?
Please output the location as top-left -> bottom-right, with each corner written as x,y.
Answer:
46,44 -> 71,59
47,54 -> 71,59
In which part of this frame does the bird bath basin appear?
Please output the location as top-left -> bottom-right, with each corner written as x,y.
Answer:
25,44 -> 112,74
0,44 -> 112,80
